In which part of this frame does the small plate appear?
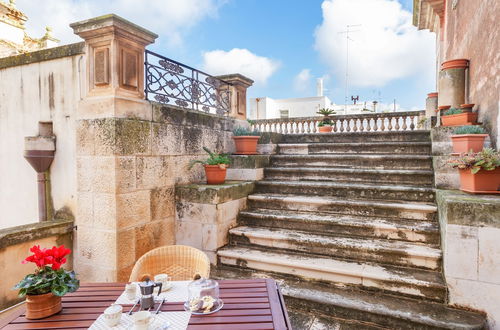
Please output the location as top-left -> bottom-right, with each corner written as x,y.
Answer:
183,299 -> 224,315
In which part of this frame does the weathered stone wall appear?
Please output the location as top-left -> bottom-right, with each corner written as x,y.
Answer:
75,102 -> 246,281
440,0 -> 500,148
0,220 -> 74,310
0,43 -> 85,229
436,190 -> 500,329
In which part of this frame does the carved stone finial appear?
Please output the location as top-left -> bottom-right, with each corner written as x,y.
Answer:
45,26 -> 53,37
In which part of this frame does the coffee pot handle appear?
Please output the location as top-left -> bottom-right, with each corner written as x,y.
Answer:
155,282 -> 162,296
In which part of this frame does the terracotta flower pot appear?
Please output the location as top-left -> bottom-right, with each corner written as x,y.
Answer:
427,92 -> 438,98
232,136 -> 260,155
451,134 -> 488,153
318,126 -> 332,133
441,113 -> 478,126
204,164 -> 227,185
458,168 -> 500,194
441,59 -> 469,70
25,293 -> 62,319
460,104 -> 475,113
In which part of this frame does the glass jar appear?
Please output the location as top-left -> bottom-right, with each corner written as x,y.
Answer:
184,278 -> 223,314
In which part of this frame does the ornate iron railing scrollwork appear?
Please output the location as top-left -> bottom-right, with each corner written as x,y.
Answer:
145,50 -> 231,116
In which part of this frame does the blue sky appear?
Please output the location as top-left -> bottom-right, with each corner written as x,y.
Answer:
19,0 -> 436,110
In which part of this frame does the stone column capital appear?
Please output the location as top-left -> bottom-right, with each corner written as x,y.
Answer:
71,14 -> 157,100
215,74 -> 254,120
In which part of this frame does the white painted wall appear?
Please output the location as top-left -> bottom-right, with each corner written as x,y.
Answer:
249,96 -> 332,119
248,95 -> 382,119
0,54 -> 84,229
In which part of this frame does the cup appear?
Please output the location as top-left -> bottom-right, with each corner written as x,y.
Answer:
125,283 -> 137,300
103,304 -> 122,327
132,311 -> 153,330
154,274 -> 170,292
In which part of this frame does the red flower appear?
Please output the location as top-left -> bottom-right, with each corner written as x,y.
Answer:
22,245 -> 71,270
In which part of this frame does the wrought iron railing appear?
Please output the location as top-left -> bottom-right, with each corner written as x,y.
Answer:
145,50 -> 231,115
251,111 -> 426,134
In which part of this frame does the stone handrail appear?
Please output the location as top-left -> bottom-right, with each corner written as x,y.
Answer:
250,110 -> 425,134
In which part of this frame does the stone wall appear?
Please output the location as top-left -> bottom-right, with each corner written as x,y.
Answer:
436,190 -> 500,329
440,0 -> 500,148
0,220 -> 74,310
0,43 -> 85,229
75,102 -> 246,281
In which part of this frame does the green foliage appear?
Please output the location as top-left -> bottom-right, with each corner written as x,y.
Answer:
453,125 -> 486,135
317,120 -> 332,127
449,148 -> 500,174
14,267 -> 79,297
233,126 -> 260,136
188,147 -> 230,169
417,117 -> 428,129
443,108 -> 463,116
316,108 -> 336,116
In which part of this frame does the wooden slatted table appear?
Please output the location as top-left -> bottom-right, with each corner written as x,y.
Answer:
0,279 -> 291,330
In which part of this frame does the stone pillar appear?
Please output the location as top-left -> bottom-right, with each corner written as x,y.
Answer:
216,74 -> 254,120
438,59 -> 469,108
71,15 -> 160,282
425,92 -> 438,118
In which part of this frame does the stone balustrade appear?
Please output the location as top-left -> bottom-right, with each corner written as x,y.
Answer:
251,110 -> 425,134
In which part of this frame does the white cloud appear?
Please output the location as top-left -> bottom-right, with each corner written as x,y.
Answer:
314,0 -> 435,87
202,48 -> 279,85
293,69 -> 312,92
16,0 -> 225,46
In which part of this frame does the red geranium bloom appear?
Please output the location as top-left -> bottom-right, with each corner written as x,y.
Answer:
22,245 -> 71,270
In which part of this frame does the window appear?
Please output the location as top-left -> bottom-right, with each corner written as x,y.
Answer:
280,110 -> 289,118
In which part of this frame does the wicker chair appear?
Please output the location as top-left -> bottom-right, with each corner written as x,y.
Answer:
129,245 -> 210,282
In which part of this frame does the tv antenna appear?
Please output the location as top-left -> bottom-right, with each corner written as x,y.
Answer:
339,24 -> 361,111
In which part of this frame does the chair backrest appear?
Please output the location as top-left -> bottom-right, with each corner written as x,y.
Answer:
128,245 -> 210,282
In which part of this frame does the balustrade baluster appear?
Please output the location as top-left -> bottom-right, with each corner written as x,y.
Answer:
409,116 -> 415,130
380,118 -> 386,131
373,118 -> 379,131
395,117 -> 401,131
313,120 -> 318,133
402,116 -> 408,130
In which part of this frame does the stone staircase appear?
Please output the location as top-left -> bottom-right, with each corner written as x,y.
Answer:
214,131 -> 487,329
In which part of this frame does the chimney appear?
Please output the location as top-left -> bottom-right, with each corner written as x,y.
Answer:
316,78 -> 324,97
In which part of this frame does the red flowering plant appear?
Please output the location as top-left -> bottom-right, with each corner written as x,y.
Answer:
13,245 -> 79,297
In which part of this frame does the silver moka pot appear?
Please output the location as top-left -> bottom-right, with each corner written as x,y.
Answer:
138,277 -> 162,310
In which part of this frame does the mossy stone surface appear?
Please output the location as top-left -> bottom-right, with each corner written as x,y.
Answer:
0,42 -> 85,69
0,220 -> 74,250
176,181 -> 255,204
436,189 -> 500,228
229,155 -> 271,169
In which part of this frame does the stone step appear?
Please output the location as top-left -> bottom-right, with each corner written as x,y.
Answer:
278,142 -> 431,155
229,226 -> 441,270
270,153 -> 433,170
263,167 -> 434,186
255,180 -> 435,202
211,266 -> 486,330
281,131 -> 431,144
217,246 -> 446,302
238,209 -> 440,244
247,193 -> 437,221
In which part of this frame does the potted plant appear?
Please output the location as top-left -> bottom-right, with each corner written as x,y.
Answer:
460,104 -> 474,113
232,126 -> 260,155
189,147 -> 230,185
449,148 -> 500,194
317,108 -> 336,133
437,105 -> 451,115
13,245 -> 78,319
451,125 -> 488,153
441,108 -> 478,126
